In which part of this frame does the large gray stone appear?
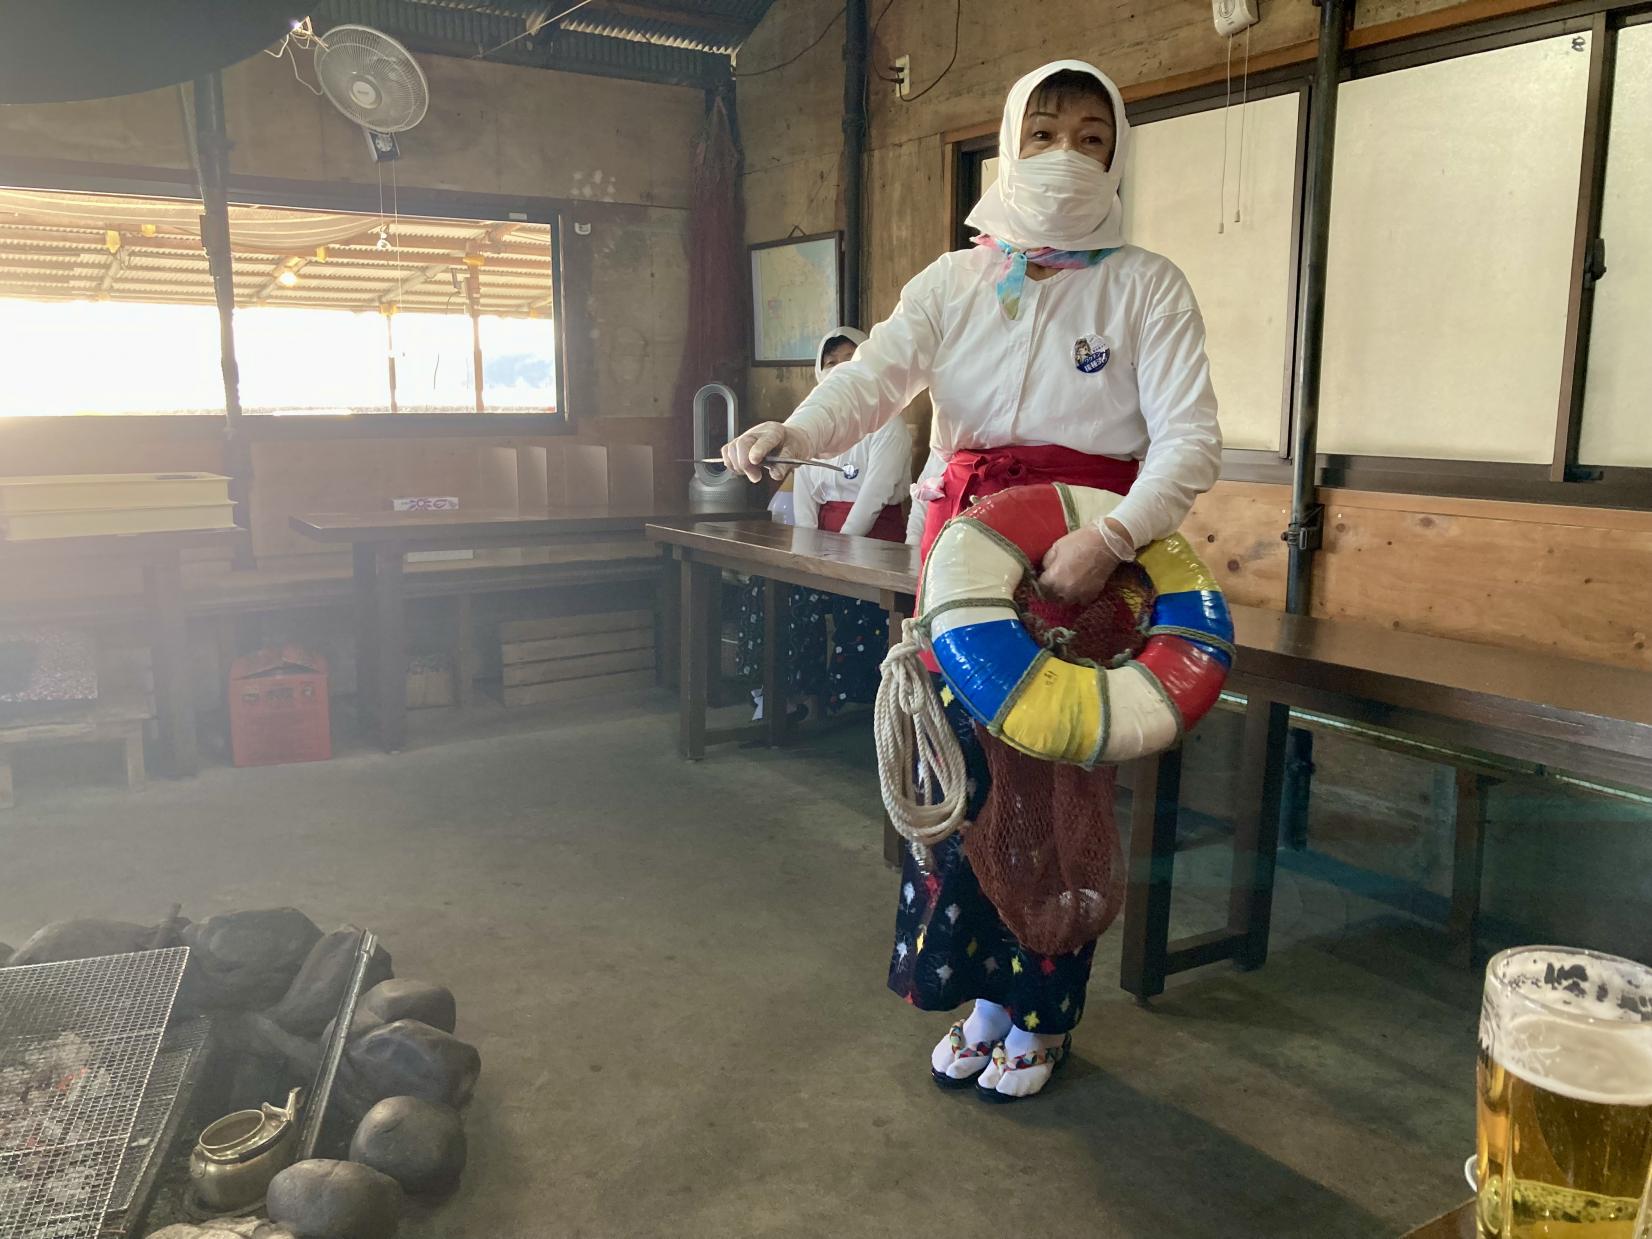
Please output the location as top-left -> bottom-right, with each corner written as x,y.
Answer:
266,1159 -> 401,1239
343,1020 -> 480,1110
347,979 -> 456,1040
265,928 -> 392,1038
348,1096 -> 466,1194
9,919 -> 170,966
180,908 -> 322,1011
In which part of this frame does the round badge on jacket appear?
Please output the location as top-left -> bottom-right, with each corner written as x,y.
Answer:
1074,334 -> 1111,374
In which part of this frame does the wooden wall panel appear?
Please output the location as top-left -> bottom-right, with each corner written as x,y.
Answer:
1184,482 -> 1292,610
245,416 -> 683,559
1314,498 -> 1652,671
249,437 -> 497,558
1184,482 -> 1652,670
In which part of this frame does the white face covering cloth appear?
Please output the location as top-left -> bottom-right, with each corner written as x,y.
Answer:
964,60 -> 1131,252
814,325 -> 869,382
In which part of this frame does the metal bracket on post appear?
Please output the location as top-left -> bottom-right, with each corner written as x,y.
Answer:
1281,505 -> 1324,553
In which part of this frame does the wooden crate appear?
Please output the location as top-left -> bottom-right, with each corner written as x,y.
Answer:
498,609 -> 655,707
406,655 -> 456,710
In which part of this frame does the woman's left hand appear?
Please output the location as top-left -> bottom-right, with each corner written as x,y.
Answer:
1038,527 -> 1119,605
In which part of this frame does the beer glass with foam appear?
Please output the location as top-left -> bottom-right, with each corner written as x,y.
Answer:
1477,947 -> 1652,1238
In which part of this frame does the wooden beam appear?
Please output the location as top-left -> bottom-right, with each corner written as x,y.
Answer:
581,1 -> 750,41
97,245 -> 132,294
380,261 -> 451,305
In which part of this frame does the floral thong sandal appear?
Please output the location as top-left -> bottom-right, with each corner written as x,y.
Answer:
931,1020 -> 999,1090
976,1034 -> 1073,1104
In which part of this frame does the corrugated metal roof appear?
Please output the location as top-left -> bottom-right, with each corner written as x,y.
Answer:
314,0 -> 777,85
0,190 -> 554,317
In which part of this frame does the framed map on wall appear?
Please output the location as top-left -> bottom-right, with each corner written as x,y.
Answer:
750,232 -> 843,366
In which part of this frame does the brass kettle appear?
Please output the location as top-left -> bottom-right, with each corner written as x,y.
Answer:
189,1087 -> 304,1212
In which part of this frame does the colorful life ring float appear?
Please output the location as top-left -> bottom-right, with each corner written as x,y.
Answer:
919,482 -> 1232,767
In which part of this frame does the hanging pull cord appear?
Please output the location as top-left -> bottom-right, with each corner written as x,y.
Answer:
874,618 -> 970,864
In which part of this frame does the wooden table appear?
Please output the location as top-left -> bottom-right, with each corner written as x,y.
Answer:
646,519 -> 918,768
292,505 -> 751,752
645,518 -> 1652,1000
1400,1201 -> 1474,1237
0,527 -> 245,778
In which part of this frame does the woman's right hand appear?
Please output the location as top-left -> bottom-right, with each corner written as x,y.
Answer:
720,421 -> 808,482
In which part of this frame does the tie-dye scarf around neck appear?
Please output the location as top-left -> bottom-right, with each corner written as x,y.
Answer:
974,234 -> 1119,321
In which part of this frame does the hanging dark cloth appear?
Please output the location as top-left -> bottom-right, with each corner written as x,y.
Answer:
670,91 -> 750,467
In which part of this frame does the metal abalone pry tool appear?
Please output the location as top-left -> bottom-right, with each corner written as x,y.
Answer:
686,458 -> 861,480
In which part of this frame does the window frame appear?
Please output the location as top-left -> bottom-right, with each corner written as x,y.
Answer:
945,0 -> 1652,510
0,157 -> 572,438
1124,73 -> 1312,472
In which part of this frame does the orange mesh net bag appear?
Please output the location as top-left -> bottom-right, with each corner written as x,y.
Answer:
962,563 -> 1157,956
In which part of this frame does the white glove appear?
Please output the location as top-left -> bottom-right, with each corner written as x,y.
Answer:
719,421 -> 814,483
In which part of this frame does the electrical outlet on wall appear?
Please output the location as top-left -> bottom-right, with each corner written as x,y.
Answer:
1213,0 -> 1259,36
894,54 -> 911,99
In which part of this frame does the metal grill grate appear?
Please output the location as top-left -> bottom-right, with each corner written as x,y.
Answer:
105,1017 -> 211,1220
0,948 -> 188,1239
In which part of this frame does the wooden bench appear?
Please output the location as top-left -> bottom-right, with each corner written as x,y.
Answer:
646,519 -> 1652,998
0,646 -> 149,810
1122,608 -> 1652,1000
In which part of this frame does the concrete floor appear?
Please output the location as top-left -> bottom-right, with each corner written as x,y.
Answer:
0,693 -> 1484,1238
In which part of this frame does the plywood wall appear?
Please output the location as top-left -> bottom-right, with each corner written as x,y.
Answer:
1185,482 -> 1652,671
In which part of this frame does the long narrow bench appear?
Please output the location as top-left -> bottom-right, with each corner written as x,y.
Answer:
647,519 -> 1652,997
1121,607 -> 1652,997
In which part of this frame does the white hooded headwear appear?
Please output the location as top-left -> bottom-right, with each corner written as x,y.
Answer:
814,325 -> 868,382
965,60 -> 1130,251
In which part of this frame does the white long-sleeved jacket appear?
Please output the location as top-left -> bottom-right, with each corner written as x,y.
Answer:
906,448 -> 945,546
785,244 -> 1222,548
792,414 -> 912,536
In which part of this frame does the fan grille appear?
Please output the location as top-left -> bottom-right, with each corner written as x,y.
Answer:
316,24 -> 429,133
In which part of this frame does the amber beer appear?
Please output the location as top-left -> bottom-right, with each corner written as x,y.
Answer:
1476,948 -> 1652,1238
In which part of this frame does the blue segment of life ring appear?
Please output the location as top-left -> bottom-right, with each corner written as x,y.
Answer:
927,617 -> 1042,725
1151,589 -> 1234,646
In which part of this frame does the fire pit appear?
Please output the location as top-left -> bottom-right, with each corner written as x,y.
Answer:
0,948 -> 189,1239
1,913 -> 479,1239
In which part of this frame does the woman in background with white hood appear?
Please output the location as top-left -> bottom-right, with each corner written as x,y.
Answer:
734,328 -> 912,716
791,327 -> 911,541
723,62 -> 1221,1101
